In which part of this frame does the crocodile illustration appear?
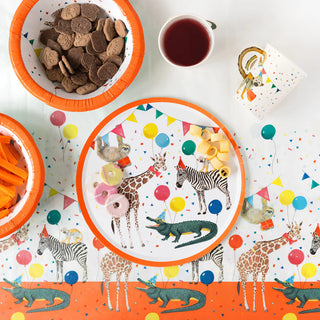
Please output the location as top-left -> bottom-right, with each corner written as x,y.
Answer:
146,217 -> 218,249
273,278 -> 320,314
135,278 -> 206,313
1,278 -> 70,313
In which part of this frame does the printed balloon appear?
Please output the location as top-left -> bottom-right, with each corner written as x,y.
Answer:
282,313 -> 297,320
200,270 -> 214,285
292,196 -> 307,211
261,124 -> 276,140
16,250 -> 32,266
143,123 -> 158,139
50,111 -> 66,127
47,210 -> 61,225
145,313 -> 160,320
93,237 -> 104,251
182,140 -> 196,155
63,124 -> 78,140
65,270 -> 78,286
170,197 -> 185,213
163,265 -> 179,279
301,263 -> 317,279
29,263 -> 44,279
155,133 -> 170,149
10,312 -> 25,320
288,249 -> 304,266
154,185 -> 170,201
228,235 -> 243,250
279,190 -> 295,207
208,199 -> 222,215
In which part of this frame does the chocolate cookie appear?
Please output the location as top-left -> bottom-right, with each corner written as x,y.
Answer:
107,55 -> 123,67
71,16 -> 92,34
81,3 -> 100,22
76,83 -> 97,95
70,72 -> 88,86
61,76 -> 78,93
60,3 -> 81,20
89,64 -> 105,87
59,60 -> 69,77
47,39 -> 62,56
40,28 -> 59,45
97,62 -> 118,80
81,53 -> 96,71
55,19 -> 72,34
57,33 -> 75,50
74,33 -> 91,47
67,47 -> 84,69
96,18 -> 105,32
41,47 -> 59,70
106,37 -> 124,56
103,18 -> 116,41
91,30 -> 107,53
62,56 -> 75,75
98,51 -> 108,63
86,40 -> 98,55
46,67 -> 63,82
115,20 -> 127,37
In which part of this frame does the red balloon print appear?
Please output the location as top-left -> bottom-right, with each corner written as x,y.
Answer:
16,250 -> 32,266
93,237 -> 104,251
228,234 -> 243,251
154,185 -> 170,201
288,249 -> 304,266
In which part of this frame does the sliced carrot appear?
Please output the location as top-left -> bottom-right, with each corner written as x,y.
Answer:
0,168 -> 24,186
0,208 -> 10,219
0,184 -> 16,198
1,143 -> 18,165
0,144 -> 7,160
3,198 -> 13,209
7,143 -> 21,161
0,158 -> 28,180
0,195 -> 12,208
0,136 -> 12,144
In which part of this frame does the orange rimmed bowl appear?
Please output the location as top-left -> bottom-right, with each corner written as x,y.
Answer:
0,114 -> 45,238
9,0 -> 144,112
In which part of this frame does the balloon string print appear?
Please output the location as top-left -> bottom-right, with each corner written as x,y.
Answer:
228,234 -> 243,280
261,124 -> 276,173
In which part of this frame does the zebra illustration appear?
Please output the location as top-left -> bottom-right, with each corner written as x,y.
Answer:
190,244 -> 224,283
176,165 -> 231,214
37,227 -> 88,283
310,229 -> 320,255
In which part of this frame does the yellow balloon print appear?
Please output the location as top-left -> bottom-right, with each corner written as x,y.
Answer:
145,312 -> 160,320
143,123 -> 158,139
279,190 -> 295,206
282,313 -> 297,320
170,197 -> 185,213
63,124 -> 78,140
29,263 -> 44,279
163,265 -> 179,279
301,263 -> 317,279
10,312 -> 25,320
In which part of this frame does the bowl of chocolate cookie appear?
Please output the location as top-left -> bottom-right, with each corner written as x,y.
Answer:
9,0 -> 144,111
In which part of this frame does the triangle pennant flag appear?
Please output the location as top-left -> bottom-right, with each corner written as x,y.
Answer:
63,195 -> 76,210
90,140 -> 95,150
262,68 -> 266,75
256,187 -> 270,201
145,104 -> 153,111
213,127 -> 220,133
314,223 -> 320,236
271,84 -> 276,89
101,133 -> 110,145
272,177 -> 283,187
182,122 -> 190,136
34,48 -> 43,58
167,116 -> 176,126
126,113 -> 137,123
246,195 -> 254,207
136,105 -> 145,111
49,188 -> 59,198
23,32 -> 28,39
266,77 -> 271,83
276,88 -> 280,93
156,110 -> 163,119
258,71 -> 263,77
29,39 -> 34,45
311,180 -> 319,189
111,124 -> 125,138
302,172 -> 310,180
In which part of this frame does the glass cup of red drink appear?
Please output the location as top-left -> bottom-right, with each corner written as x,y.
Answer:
158,14 -> 216,67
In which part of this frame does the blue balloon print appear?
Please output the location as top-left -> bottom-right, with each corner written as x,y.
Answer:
47,210 -> 61,225
155,133 -> 170,149
208,199 -> 222,215
261,124 -> 276,140
292,196 -> 307,211
64,270 -> 78,286
200,270 -> 214,286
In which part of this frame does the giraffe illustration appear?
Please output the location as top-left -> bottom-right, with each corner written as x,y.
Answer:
0,223 -> 30,253
237,221 -> 302,312
115,153 -> 167,248
100,251 -> 132,312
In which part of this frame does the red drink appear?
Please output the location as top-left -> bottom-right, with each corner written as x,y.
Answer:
162,18 -> 210,66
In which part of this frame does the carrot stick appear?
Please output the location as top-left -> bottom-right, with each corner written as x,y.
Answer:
0,158 -> 28,180
0,195 -> 12,208
1,143 -> 18,165
0,144 -> 7,161
0,168 -> 24,186
7,143 -> 21,161
0,184 -> 16,198
3,198 -> 13,209
0,136 -> 12,144
0,208 -> 10,219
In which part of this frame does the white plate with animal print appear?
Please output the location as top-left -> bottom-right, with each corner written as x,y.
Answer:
77,98 -> 245,266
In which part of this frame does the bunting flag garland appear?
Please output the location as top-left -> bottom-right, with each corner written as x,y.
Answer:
136,105 -> 145,111
266,77 -> 271,83
64,195 -> 76,210
49,188 -> 59,198
111,124 -> 125,138
302,172 -> 310,180
23,32 -> 28,39
258,71 -> 263,77
213,127 -> 220,133
262,68 -> 266,75
126,113 -> 138,123
271,84 -> 276,89
276,88 -> 280,93
182,122 -> 190,136
301,171 -> 320,190
167,116 -> 176,126
272,177 -> 283,187
101,133 -> 110,145
246,195 -> 254,207
29,39 -> 34,45
90,140 -> 95,150
156,110 -> 163,118
256,187 -> 270,201
34,48 -> 43,58
145,104 -> 153,111
311,180 -> 319,189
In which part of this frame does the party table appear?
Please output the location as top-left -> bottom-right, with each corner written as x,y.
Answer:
1,1 -> 320,320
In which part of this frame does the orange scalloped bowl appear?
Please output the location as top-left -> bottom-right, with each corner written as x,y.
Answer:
9,0 -> 145,112
0,113 -> 45,238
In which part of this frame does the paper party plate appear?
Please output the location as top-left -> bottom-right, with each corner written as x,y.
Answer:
77,98 -> 245,266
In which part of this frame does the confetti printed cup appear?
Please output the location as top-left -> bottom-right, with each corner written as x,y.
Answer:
236,44 -> 306,119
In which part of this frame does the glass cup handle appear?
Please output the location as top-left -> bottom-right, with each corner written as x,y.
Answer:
206,20 -> 217,30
